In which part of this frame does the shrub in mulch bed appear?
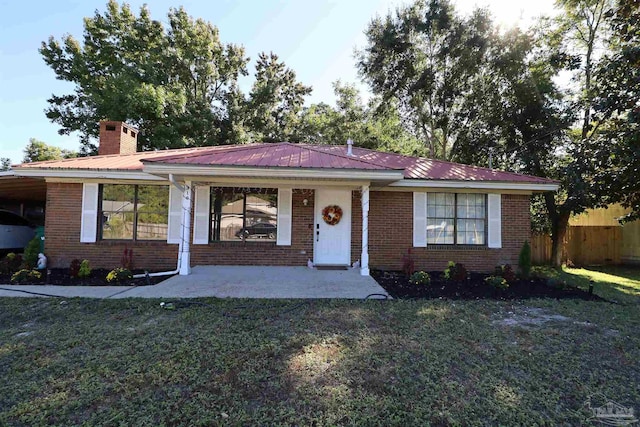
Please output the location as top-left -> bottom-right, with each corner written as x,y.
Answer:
0,268 -> 169,286
371,270 -> 603,301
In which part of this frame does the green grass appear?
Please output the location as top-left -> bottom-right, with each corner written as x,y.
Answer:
534,265 -> 640,304
1,292 -> 638,426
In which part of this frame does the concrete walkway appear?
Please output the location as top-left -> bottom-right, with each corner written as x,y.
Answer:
0,266 -> 390,299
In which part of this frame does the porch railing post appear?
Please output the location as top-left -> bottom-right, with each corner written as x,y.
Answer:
361,184 -> 370,276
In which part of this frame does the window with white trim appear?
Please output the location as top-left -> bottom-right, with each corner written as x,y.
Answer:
210,188 -> 278,242
99,184 -> 169,241
426,193 -> 486,245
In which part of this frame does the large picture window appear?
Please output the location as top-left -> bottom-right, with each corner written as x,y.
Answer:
100,184 -> 169,241
426,193 -> 486,245
210,188 -> 278,242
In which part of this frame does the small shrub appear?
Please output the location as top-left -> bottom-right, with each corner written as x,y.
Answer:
0,253 -> 22,275
11,269 -> 42,284
444,261 -> 467,282
121,248 -> 133,270
409,271 -> 431,286
402,248 -> 415,276
106,267 -> 132,283
21,236 -> 41,269
518,240 -> 532,278
78,260 -> 92,278
69,259 -> 82,278
494,264 -> 517,284
485,275 -> 508,290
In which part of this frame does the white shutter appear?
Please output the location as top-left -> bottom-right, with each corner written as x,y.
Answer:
80,183 -> 99,243
167,184 -> 183,244
413,192 -> 427,247
487,193 -> 502,248
277,188 -> 292,246
193,185 -> 210,244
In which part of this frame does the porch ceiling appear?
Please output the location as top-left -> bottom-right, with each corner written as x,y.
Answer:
0,175 -> 46,202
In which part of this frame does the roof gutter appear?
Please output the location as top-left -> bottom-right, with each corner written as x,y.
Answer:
388,179 -> 559,192
142,163 -> 404,182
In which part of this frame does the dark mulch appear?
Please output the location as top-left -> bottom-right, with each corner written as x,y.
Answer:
371,270 -> 603,300
0,268 -> 169,286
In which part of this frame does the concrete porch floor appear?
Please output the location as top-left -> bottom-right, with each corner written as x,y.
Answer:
122,265 -> 390,299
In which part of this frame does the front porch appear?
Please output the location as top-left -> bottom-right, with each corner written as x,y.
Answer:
121,266 -> 390,299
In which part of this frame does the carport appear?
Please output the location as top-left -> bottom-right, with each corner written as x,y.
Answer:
0,172 -> 47,223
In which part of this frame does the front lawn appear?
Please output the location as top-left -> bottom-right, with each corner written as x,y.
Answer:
1,292 -> 638,426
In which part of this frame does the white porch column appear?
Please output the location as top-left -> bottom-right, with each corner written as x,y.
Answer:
360,184 -> 370,276
179,180 -> 192,275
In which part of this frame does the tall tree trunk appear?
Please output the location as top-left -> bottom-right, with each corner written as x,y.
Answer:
550,211 -> 571,267
544,192 -> 570,267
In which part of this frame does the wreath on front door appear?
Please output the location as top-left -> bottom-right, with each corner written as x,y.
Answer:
322,205 -> 343,226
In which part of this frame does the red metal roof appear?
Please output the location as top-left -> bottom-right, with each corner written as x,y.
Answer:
143,143 -> 393,170
14,142 -> 556,184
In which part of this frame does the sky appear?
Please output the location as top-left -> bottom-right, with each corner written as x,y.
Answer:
0,0 -> 556,165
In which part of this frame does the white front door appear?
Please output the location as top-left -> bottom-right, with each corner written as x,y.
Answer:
314,189 -> 351,266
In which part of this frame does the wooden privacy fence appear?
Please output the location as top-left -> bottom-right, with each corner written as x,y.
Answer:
531,226 -> 622,265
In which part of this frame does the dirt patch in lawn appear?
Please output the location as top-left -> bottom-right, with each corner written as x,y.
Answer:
371,270 -> 603,300
0,268 -> 169,286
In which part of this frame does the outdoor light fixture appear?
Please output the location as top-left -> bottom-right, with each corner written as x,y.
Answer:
303,198 -> 309,206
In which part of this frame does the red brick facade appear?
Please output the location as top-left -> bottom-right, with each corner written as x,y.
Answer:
367,192 -> 531,272
44,183 -> 530,273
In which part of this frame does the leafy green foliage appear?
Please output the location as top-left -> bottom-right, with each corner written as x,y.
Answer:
519,241 -> 532,278
78,260 -> 92,279
243,52 -> 312,142
409,271 -> 431,286
494,264 -> 517,284
443,261 -> 467,282
484,275 -> 508,289
357,0 -> 495,160
40,0 -> 250,153
22,138 -> 77,163
21,237 -> 41,270
10,269 -> 42,283
592,1 -> 640,222
0,253 -> 22,275
0,158 -> 11,171
106,267 -> 132,283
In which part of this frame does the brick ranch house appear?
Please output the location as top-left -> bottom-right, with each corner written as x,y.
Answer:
9,121 -> 558,276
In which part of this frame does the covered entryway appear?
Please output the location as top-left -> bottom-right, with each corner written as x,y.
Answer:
314,188 -> 352,266
119,266 -> 390,299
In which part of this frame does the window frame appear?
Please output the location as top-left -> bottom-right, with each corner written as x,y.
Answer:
426,192 -> 488,246
209,188 -> 278,243
98,184 -> 169,242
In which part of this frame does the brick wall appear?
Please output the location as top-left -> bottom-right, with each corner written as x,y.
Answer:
44,183 -> 317,270
98,121 -> 138,156
44,183 -> 530,273
367,191 -> 531,273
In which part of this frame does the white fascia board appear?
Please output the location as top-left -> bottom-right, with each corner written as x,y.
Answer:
389,179 -> 559,192
143,163 -> 404,181
12,168 -> 165,181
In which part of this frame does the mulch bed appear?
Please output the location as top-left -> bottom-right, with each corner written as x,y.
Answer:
0,268 -> 169,286
371,270 -> 603,301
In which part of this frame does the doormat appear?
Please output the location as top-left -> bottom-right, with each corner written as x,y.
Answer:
315,265 -> 350,271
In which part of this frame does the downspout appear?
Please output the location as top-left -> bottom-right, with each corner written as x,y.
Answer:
132,174 -> 188,278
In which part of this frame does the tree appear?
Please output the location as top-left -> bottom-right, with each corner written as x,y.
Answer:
592,0 -> 640,221
0,158 -> 11,171
357,0 -> 494,160
298,81 -> 423,154
40,0 -> 248,153
23,138 -> 77,163
244,52 -> 312,142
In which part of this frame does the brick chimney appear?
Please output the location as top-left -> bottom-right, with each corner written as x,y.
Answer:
98,121 -> 138,156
